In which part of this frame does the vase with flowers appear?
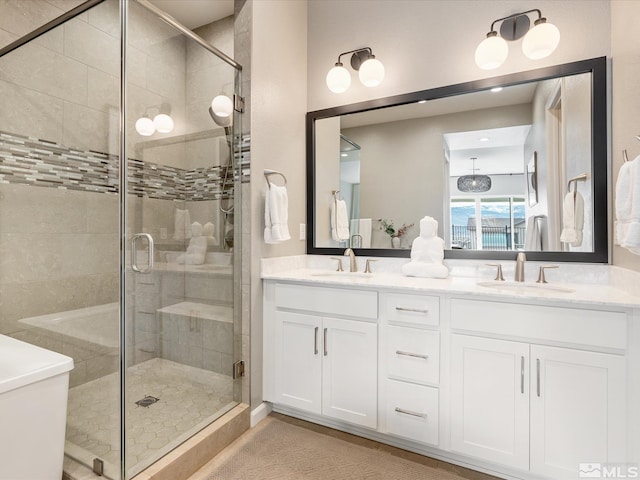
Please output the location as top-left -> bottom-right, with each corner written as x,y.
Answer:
378,219 -> 414,248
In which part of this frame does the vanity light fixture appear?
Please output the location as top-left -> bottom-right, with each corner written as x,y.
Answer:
457,157 -> 492,193
475,9 -> 560,70
135,103 -> 174,136
326,47 -> 385,93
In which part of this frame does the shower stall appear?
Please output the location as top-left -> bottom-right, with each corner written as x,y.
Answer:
0,0 -> 245,478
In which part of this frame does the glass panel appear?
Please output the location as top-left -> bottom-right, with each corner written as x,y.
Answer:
0,0 -> 121,477
124,2 -> 239,477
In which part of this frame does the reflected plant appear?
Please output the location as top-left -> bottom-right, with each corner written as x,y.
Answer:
378,219 -> 414,238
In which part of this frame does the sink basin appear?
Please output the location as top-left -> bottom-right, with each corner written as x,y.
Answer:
311,271 -> 374,278
477,281 -> 575,294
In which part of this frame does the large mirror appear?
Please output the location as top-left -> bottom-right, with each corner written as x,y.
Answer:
306,57 -> 607,262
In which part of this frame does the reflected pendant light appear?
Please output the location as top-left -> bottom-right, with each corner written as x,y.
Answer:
457,157 -> 491,193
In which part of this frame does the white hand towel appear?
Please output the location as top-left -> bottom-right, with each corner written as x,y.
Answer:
615,155 -> 640,253
264,185 -> 291,244
330,199 -> 350,242
524,216 -> 541,251
560,191 -> 584,247
173,208 -> 192,241
348,218 -> 372,248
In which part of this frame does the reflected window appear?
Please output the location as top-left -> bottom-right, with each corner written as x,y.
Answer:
450,196 -> 525,251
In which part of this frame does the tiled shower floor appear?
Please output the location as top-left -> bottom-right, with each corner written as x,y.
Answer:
65,358 -> 235,478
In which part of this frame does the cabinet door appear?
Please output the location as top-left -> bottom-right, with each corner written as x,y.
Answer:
322,317 -> 378,429
274,311 -> 322,414
530,345 -> 626,479
451,334 -> 530,470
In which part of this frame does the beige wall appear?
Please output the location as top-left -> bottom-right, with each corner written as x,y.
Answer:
308,0 -> 610,112
612,0 -> 640,271
314,116 -> 341,247
249,0 -> 307,407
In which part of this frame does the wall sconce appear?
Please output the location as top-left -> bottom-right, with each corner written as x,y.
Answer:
475,9 -> 560,70
326,47 -> 385,93
135,103 -> 174,136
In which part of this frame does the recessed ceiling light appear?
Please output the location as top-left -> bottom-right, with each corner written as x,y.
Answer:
341,153 -> 348,157
490,87 -> 503,93
479,137 -> 490,142
418,100 -> 427,104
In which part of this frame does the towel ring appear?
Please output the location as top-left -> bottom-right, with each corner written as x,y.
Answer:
567,173 -> 588,197
264,169 -> 287,189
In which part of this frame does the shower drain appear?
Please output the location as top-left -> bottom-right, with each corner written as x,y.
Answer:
135,395 -> 160,407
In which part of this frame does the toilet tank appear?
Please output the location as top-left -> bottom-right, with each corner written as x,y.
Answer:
0,334 -> 74,480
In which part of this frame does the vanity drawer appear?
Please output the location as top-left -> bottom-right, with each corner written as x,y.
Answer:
382,293 -> 439,327
384,379 -> 439,446
450,298 -> 627,350
386,325 -> 439,385
275,283 -> 378,319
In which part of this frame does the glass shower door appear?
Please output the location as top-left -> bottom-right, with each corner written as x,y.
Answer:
123,1 -> 241,476
0,0 -> 122,477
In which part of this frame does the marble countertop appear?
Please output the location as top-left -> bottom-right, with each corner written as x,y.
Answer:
261,256 -> 640,309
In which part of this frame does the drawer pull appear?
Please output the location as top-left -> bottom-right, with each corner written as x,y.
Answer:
396,350 -> 429,360
395,306 -> 429,314
395,407 -> 427,419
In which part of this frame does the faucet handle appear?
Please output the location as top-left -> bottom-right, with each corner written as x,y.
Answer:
486,263 -> 505,281
330,257 -> 344,272
536,265 -> 558,284
364,259 -> 378,274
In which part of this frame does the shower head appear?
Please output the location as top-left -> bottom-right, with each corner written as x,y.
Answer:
208,106 -> 232,128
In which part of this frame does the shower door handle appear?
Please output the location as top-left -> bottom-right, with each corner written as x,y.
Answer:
131,233 -> 154,274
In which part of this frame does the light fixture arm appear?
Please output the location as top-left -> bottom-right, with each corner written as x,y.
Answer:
335,47 -> 374,70
488,9 -> 542,34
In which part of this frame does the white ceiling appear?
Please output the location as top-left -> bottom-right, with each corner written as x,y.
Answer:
340,82 -> 537,129
446,125 -> 532,176
147,0 -> 234,29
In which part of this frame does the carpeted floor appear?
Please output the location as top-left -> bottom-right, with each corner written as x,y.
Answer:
190,414 -> 499,480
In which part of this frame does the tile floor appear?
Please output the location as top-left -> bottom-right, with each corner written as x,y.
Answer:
65,358 -> 236,479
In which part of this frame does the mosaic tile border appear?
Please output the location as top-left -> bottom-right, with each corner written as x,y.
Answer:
0,130 -> 247,201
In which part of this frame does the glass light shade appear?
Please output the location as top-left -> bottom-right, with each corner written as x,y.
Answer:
135,116 -> 155,136
457,175 -> 492,193
153,114 -> 174,133
326,64 -> 351,93
475,35 -> 509,70
358,58 -> 385,87
522,21 -> 560,60
211,95 -> 233,117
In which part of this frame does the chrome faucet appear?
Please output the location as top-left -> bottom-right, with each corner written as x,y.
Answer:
514,252 -> 526,282
343,248 -> 357,272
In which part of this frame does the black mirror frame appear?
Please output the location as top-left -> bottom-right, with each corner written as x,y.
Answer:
306,56 -> 608,263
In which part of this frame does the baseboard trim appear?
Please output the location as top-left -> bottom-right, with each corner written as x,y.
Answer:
250,402 -> 272,427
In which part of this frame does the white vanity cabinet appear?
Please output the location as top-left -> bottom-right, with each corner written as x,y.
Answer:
450,335 -> 530,470
379,292 -> 441,446
266,282 -> 378,429
450,299 -> 627,479
263,274 -> 636,480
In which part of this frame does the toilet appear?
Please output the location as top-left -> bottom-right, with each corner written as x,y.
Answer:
0,334 -> 74,480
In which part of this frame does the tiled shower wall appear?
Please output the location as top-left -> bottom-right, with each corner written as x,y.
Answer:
0,1 -> 238,388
